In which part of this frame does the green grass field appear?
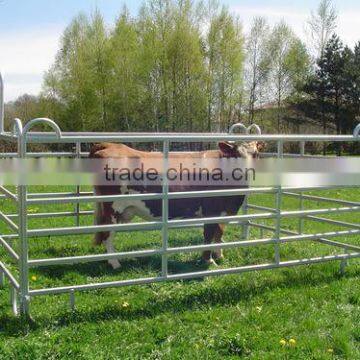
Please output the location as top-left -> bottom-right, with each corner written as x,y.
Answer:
0,187 -> 359,359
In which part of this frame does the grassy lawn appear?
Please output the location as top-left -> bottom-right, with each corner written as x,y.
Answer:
0,187 -> 359,359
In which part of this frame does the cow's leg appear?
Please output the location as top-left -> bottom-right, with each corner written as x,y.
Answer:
105,207 -> 136,269
202,224 -> 217,265
104,232 -> 121,269
212,223 -> 225,261
93,201 -> 121,269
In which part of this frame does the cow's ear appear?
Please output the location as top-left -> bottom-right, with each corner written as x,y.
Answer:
256,141 -> 266,152
219,141 -> 236,156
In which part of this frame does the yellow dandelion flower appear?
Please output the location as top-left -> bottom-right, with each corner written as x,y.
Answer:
31,275 -> 37,281
122,301 -> 129,308
327,348 -> 334,354
289,338 -> 296,346
279,339 -> 287,346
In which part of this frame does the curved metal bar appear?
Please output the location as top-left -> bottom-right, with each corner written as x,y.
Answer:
354,123 -> 360,137
22,118 -> 62,139
229,123 -> 262,136
17,120 -> 61,315
247,123 -> 262,135
0,72 -> 4,134
229,122 -> 247,134
12,118 -> 23,137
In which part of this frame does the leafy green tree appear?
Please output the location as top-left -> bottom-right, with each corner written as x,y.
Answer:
109,8 -> 142,131
41,2 -> 244,134
269,22 -> 310,131
206,7 -> 244,131
245,16 -> 271,123
302,35 -> 360,153
317,35 -> 345,135
137,0 -> 173,131
166,0 -> 206,132
44,12 -> 111,131
342,43 -> 360,133
307,0 -> 337,58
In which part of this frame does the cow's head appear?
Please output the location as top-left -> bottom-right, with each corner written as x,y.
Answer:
218,141 -> 265,159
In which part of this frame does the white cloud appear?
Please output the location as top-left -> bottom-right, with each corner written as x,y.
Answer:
0,26 -> 62,101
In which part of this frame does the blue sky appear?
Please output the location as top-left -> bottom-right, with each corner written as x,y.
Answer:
1,0 -> 360,101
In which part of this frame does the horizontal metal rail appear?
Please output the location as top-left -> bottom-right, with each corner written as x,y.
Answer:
26,186 -> 359,205
0,152 -> 89,158
0,151 -> 349,159
250,222 -> 360,252
25,206 -> 359,237
283,192 -> 360,206
306,215 -> 360,229
28,229 -> 360,267
26,187 -> 277,205
262,152 -> 339,159
28,252 -> 360,296
0,210 -> 18,231
1,234 -> 19,240
249,222 -> 294,235
282,206 -> 360,218
0,151 -> 317,158
7,206 -> 356,227
168,206 -> 359,228
27,192 -> 164,205
8,210 -> 93,220
27,191 -> 93,199
314,238 -> 360,252
28,220 -> 163,237
0,261 -> 19,289
0,186 -> 17,202
13,131 -> 360,144
0,236 -> 19,260
247,204 -> 277,213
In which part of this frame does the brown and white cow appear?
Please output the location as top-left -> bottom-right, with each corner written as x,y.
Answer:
90,141 -> 262,269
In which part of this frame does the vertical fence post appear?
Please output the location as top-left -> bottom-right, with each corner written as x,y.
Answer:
298,141 -> 305,234
161,140 -> 170,277
274,140 -> 283,264
242,198 -> 249,240
229,123 -> 251,240
274,188 -> 282,264
18,132 -> 30,317
75,142 -> 81,227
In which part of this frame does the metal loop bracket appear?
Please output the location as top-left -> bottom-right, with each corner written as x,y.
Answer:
229,123 -> 262,135
22,118 -> 62,139
247,123 -> 262,135
229,123 -> 248,134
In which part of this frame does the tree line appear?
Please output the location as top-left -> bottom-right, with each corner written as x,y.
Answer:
3,0 -> 360,141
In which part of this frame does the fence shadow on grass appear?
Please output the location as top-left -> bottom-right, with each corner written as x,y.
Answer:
31,231 -> 210,279
32,253 -> 208,280
1,262 -> 359,336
